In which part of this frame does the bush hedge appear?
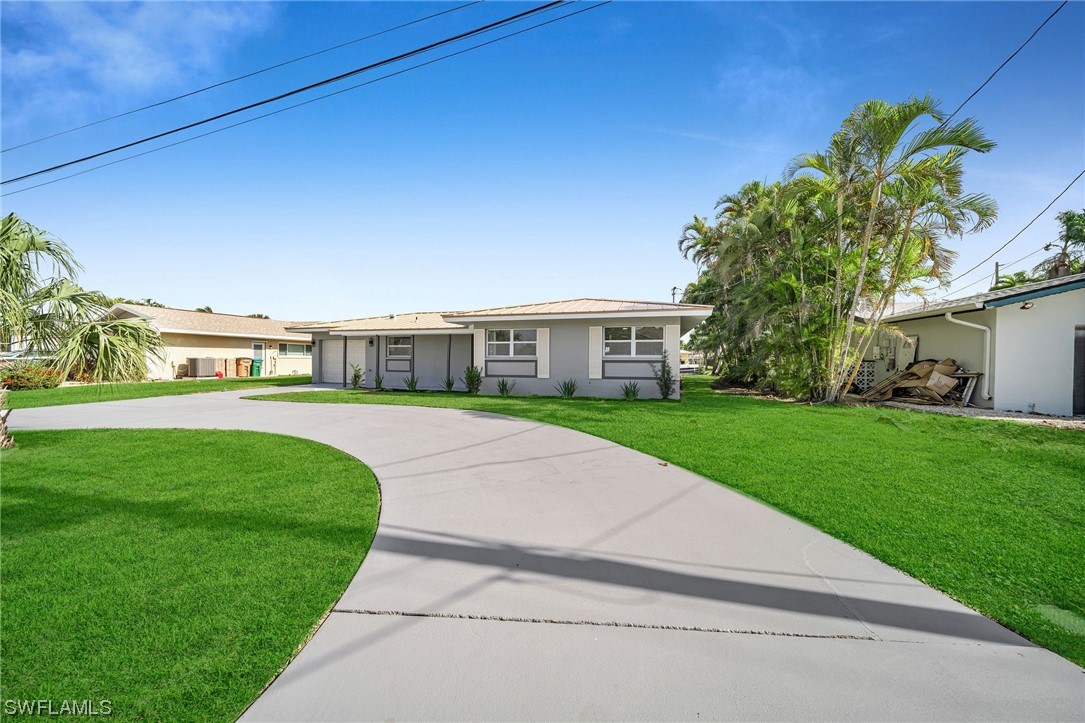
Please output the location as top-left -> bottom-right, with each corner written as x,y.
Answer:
2,361 -> 63,391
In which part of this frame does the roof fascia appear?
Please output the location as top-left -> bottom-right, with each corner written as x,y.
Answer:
985,279 -> 1085,308
882,302 -> 983,323
443,309 -> 713,323
330,328 -> 473,336
156,327 -> 310,342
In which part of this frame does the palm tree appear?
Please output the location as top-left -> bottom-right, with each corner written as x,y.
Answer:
677,215 -> 722,269
1,213 -> 162,448
788,96 -> 996,401
195,305 -> 214,313
991,271 -> 1038,290
1032,209 -> 1085,279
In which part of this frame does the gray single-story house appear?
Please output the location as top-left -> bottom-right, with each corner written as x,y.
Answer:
866,272 -> 1085,416
290,298 -> 713,398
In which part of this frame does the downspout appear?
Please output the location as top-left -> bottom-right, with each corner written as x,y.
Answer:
944,312 -> 992,400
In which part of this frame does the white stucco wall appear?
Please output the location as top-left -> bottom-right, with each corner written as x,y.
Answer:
993,288 -> 1085,416
868,309 -> 997,408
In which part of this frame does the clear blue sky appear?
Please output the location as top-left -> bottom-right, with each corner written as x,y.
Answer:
2,1 -> 1082,321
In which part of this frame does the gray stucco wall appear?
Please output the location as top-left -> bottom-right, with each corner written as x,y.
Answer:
313,332 -> 473,391
311,317 -> 684,399
475,316 -> 680,399
404,334 -> 472,391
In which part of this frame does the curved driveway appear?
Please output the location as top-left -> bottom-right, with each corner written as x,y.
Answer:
12,388 -> 1083,721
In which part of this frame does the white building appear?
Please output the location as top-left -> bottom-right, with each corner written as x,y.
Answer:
868,273 -> 1085,416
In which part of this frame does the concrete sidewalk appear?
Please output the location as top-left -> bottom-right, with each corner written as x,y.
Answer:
12,389 -> 1084,721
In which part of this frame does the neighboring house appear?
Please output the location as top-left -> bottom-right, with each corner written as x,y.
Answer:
109,304 -> 313,380
867,272 -> 1085,416
291,298 -> 713,398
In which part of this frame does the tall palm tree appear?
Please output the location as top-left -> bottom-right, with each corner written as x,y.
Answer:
677,215 -> 722,269
1033,209 -> 1085,279
789,96 -> 996,401
1,213 -> 162,448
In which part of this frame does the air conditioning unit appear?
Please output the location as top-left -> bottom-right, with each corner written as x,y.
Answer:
188,357 -> 217,377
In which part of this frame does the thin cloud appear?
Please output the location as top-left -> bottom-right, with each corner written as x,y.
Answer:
713,62 -> 832,125
1,2 -> 276,133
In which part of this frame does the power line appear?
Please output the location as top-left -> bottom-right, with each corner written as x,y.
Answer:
933,245 -> 1047,297
876,0 -> 1069,184
1,1 -> 566,186
0,1 -> 484,154
939,0 -> 1068,127
1,2 -> 612,198
945,168 -> 1084,285
909,2 -> 1074,301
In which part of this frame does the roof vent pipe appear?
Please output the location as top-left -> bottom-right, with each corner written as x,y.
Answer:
944,312 -> 992,400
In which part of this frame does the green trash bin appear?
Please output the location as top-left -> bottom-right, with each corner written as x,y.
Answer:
250,359 -> 262,377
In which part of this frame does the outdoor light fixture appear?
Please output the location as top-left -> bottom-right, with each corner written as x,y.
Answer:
368,338 -> 374,346
1020,302 -> 1035,310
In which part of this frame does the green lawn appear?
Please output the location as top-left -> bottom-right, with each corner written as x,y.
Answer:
5,374 -> 312,409
0,429 -> 379,721
255,376 -> 1085,666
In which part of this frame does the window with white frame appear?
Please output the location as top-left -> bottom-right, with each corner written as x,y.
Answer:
386,336 -> 412,359
604,326 -> 664,357
486,329 -> 537,357
278,343 -> 313,357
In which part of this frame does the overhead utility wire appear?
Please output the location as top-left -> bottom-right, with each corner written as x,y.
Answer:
907,0 -> 1071,299
1,1 -> 565,186
1,2 -> 612,198
938,0 -> 1067,127
0,1 -> 484,154
878,0 -> 1068,186
935,246 -> 1047,297
933,167 -> 1085,295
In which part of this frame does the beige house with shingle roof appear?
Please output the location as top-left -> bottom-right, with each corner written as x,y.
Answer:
110,304 -> 313,380
291,298 -> 712,398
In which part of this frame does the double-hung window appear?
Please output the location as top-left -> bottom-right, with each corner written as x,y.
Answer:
278,343 -> 313,357
386,336 -> 412,359
486,329 -> 537,357
604,326 -> 664,357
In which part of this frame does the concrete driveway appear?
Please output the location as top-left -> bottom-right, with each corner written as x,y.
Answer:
11,389 -> 1083,721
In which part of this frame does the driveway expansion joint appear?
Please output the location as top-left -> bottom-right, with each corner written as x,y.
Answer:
330,608 -> 877,641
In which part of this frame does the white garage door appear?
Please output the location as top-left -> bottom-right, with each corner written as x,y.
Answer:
322,338 -> 344,384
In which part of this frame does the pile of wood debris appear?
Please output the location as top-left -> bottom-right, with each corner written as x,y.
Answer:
860,359 -> 970,406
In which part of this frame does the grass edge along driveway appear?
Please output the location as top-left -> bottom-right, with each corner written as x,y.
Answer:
6,374 -> 313,409
252,376 -> 1085,667
0,428 -> 379,721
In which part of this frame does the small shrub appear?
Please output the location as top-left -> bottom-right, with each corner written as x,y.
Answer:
651,350 -> 677,400
2,361 -> 63,391
349,363 -> 364,390
620,381 -> 640,400
496,378 -> 516,397
373,372 -> 385,390
554,378 -> 578,398
441,376 -> 456,393
403,374 -> 420,392
461,365 -> 483,395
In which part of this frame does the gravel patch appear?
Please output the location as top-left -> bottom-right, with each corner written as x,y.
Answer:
881,401 -> 1085,430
